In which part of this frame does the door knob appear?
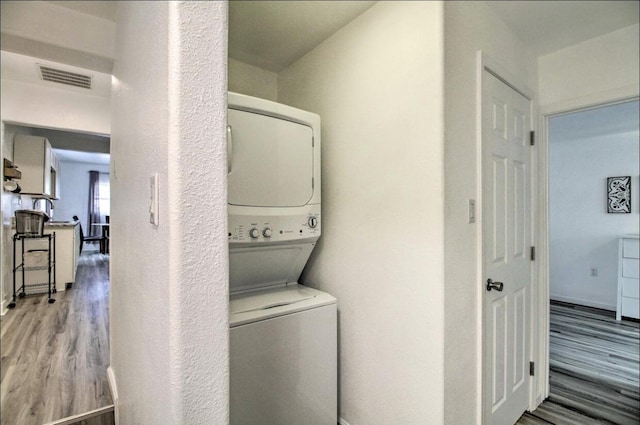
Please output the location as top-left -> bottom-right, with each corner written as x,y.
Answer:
486,279 -> 504,292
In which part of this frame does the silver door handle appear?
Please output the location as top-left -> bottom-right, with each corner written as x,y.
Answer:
227,125 -> 233,173
486,279 -> 504,292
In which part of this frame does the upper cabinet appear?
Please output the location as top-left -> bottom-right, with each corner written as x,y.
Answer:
13,135 -> 60,198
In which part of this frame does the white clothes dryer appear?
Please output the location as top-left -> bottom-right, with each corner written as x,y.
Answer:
227,92 -> 336,425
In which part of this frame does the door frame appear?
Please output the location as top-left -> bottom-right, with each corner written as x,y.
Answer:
477,51 -> 543,421
538,85 -> 639,404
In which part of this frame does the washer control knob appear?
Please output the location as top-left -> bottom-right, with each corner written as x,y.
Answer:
249,228 -> 260,239
308,216 -> 318,228
263,228 -> 272,238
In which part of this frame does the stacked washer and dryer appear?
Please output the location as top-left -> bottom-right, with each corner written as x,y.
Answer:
227,92 -> 337,425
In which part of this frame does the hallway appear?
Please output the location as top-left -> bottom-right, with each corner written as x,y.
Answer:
0,252 -> 113,425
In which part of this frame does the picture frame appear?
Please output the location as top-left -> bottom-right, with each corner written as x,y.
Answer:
607,176 -> 631,213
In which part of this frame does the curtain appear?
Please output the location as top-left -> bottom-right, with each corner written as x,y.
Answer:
88,171 -> 111,237
88,171 -> 101,237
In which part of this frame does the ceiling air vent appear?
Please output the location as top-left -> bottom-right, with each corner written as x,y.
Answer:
39,65 -> 92,89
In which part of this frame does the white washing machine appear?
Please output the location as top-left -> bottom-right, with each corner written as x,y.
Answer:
228,92 -> 337,425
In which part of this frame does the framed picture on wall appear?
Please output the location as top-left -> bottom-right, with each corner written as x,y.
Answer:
607,176 -> 631,213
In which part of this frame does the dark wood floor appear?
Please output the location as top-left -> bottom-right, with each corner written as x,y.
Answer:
518,301 -> 640,425
1,252 -> 113,425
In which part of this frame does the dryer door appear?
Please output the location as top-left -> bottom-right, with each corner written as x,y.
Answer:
228,109 -> 314,207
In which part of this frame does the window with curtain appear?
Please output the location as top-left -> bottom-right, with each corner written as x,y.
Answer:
88,171 -> 110,237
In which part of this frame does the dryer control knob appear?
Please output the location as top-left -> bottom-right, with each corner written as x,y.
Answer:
263,228 -> 272,238
249,228 -> 260,239
308,217 -> 318,228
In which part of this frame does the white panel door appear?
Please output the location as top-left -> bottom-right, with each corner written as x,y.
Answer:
482,71 -> 532,425
228,109 -> 314,207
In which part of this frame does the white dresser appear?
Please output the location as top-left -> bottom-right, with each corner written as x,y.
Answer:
617,235 -> 640,320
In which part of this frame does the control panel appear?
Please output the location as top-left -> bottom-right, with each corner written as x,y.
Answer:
229,212 -> 320,243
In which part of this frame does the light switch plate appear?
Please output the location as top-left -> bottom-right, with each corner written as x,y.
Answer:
150,174 -> 159,225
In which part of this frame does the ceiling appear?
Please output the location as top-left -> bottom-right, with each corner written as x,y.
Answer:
2,1 -> 638,78
229,0 -> 639,72
229,1 -> 376,72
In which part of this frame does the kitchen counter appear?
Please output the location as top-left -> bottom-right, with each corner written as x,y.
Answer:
45,221 -> 79,228
11,220 -> 79,229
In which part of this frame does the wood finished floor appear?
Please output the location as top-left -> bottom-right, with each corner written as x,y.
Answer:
1,252 -> 112,425
518,301 -> 640,425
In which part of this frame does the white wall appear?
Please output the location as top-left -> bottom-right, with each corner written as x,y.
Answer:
228,58 -> 277,101
550,125 -> 639,310
538,24 -> 640,110
0,79 -> 110,135
278,2 -> 445,423
443,2 -> 538,423
110,2 -> 228,424
54,161 -> 110,231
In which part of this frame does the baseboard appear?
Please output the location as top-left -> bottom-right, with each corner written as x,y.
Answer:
338,418 -> 351,425
42,405 -> 114,425
0,298 -> 7,316
107,366 -> 119,425
550,294 -> 615,312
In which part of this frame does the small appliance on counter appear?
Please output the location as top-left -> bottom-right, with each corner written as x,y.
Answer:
15,209 -> 50,237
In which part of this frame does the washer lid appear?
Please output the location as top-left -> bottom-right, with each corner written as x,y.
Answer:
230,285 -> 315,315
230,284 -> 337,328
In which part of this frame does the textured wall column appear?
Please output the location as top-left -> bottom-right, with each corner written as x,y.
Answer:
111,2 -> 228,423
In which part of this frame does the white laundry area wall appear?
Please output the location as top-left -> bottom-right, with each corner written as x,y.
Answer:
228,58 -> 277,102
278,2 -> 446,423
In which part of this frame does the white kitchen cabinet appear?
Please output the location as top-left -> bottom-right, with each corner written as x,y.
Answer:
20,222 -> 80,291
13,135 -> 60,198
617,235 -> 640,320
50,146 -> 61,198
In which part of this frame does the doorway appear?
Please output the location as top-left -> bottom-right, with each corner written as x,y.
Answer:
538,99 -> 640,422
548,100 -> 639,310
0,123 -> 113,423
